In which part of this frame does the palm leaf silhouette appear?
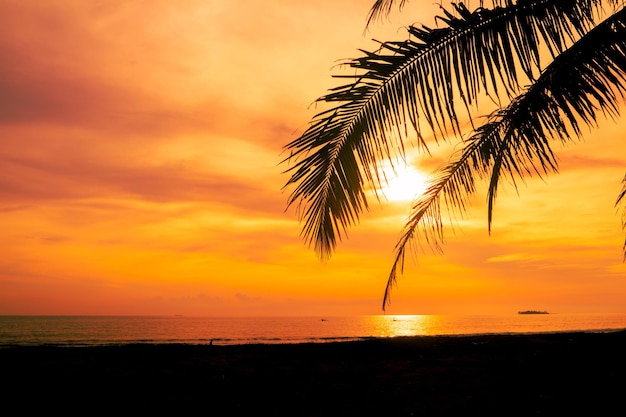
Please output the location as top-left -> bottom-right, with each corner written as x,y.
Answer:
282,0 -> 626,309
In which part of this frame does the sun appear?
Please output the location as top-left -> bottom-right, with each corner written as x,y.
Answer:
375,163 -> 429,202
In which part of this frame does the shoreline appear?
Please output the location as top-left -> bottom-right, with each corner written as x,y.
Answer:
4,330 -> 626,415
3,326 -> 626,348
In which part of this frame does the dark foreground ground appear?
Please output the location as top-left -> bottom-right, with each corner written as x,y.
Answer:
3,330 -> 626,416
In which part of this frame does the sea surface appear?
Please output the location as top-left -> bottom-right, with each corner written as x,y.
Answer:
1,314 -> 626,347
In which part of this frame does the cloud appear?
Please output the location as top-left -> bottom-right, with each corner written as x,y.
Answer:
487,253 -> 546,263
558,155 -> 626,170
149,293 -> 223,305
235,293 -> 261,303
0,152 -> 284,214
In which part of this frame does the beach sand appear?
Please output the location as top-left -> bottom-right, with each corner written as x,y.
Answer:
3,330 -> 626,416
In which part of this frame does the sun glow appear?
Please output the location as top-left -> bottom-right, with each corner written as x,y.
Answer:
376,164 -> 429,202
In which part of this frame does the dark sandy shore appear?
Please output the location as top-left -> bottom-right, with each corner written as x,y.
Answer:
3,330 -> 626,416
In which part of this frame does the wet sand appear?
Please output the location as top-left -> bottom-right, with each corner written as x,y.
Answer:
3,330 -> 626,416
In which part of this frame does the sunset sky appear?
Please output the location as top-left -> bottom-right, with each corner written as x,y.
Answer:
1,0 -> 625,316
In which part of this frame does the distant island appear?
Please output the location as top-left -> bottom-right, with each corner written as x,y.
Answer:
518,310 -> 549,315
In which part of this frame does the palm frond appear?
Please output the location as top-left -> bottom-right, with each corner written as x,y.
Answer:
366,0 -> 410,28
383,6 -> 626,309
618,174 -> 626,260
283,0 -> 608,260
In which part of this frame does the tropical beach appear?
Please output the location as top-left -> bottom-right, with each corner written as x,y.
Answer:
3,330 -> 626,415
2,2 -> 626,415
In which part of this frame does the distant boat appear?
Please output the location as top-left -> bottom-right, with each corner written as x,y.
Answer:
518,310 -> 549,315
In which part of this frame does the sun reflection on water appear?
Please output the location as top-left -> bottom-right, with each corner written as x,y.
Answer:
369,315 -> 442,338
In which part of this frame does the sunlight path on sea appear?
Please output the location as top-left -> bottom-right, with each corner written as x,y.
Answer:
2,314 -> 626,346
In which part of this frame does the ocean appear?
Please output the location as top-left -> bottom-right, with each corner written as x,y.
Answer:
1,313 -> 626,347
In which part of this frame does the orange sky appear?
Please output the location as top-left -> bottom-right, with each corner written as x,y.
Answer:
1,0 -> 625,316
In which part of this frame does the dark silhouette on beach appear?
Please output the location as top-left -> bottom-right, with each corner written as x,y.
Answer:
2,330 -> 626,415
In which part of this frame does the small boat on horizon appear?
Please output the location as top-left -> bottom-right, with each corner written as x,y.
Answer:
518,310 -> 549,315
